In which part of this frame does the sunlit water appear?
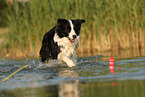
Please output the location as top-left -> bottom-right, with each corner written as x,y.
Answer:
1,55 -> 145,97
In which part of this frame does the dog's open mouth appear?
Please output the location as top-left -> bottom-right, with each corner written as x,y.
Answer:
70,39 -> 75,42
68,38 -> 75,42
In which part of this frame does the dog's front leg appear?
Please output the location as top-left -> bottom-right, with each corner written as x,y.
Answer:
58,53 -> 76,67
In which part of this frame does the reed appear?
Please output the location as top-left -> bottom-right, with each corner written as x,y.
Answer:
2,0 -> 145,58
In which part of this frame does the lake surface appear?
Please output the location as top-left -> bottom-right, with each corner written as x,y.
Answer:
0,54 -> 145,97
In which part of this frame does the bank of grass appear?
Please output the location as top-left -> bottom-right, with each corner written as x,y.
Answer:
1,0 -> 145,58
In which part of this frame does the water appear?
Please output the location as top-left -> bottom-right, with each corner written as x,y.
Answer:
0,55 -> 145,97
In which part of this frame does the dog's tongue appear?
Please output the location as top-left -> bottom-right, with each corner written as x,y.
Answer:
71,39 -> 75,42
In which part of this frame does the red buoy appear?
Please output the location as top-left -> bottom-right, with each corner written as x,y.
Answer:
109,57 -> 115,69
109,57 -> 115,74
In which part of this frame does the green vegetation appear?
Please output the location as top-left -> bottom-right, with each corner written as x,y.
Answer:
0,1 -> 8,27
1,0 -> 145,58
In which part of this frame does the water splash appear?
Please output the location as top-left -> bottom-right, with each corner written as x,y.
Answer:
1,55 -> 145,90
35,59 -> 67,69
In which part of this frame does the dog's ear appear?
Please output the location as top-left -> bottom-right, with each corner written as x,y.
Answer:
57,19 -> 67,26
76,19 -> 85,24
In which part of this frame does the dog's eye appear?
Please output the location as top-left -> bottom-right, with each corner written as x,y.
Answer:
65,29 -> 70,32
74,26 -> 80,35
64,27 -> 70,32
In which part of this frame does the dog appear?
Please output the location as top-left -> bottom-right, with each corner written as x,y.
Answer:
39,19 -> 85,67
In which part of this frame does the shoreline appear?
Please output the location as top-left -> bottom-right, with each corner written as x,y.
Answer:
1,47 -> 145,60
0,28 -> 145,59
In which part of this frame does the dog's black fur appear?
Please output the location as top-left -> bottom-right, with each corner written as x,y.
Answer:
40,19 -> 85,65
40,26 -> 60,62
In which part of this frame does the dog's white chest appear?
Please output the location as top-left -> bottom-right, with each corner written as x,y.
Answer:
54,33 -> 79,57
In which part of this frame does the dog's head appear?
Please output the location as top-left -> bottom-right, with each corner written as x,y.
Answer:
56,19 -> 85,42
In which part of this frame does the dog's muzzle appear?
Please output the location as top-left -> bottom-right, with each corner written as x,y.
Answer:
68,35 -> 77,42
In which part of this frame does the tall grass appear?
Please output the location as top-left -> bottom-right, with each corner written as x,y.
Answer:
2,0 -> 145,57
0,1 -> 8,27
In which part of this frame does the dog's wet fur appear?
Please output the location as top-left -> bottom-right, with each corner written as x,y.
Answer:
40,19 -> 85,67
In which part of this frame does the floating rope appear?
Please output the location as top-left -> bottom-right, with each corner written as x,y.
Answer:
2,65 -> 29,82
2,59 -> 29,82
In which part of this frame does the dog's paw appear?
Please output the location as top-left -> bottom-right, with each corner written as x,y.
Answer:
68,63 -> 76,67
67,60 -> 76,67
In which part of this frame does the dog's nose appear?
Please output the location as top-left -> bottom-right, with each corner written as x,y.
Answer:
73,35 -> 77,39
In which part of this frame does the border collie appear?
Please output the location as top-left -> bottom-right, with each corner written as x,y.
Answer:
40,19 -> 85,67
